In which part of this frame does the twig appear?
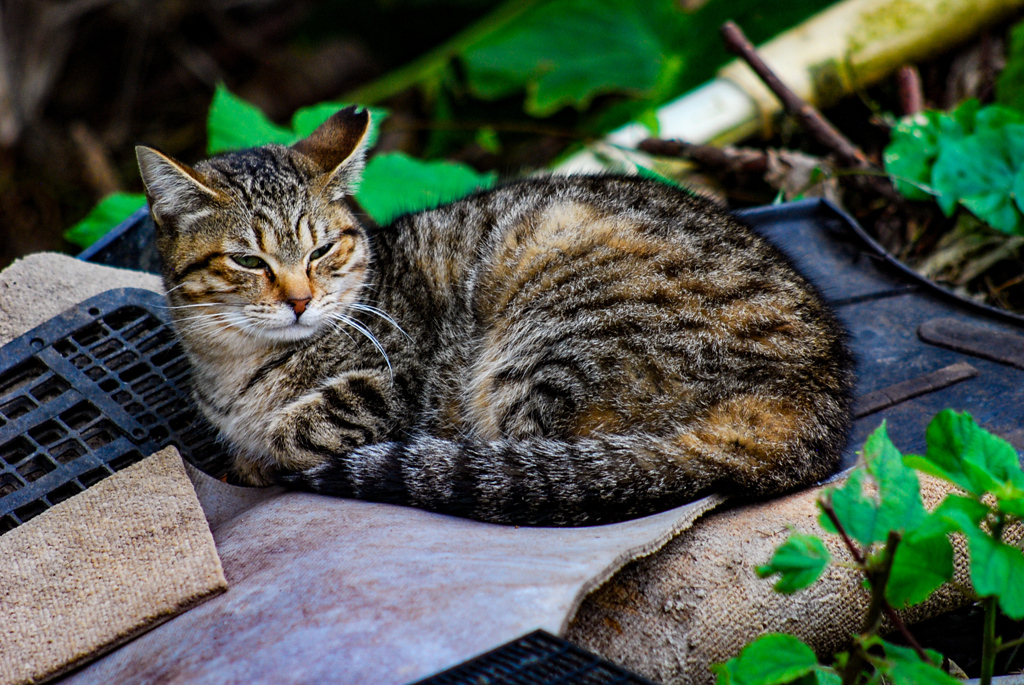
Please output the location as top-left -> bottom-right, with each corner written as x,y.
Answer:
882,603 -> 931,662
638,138 -> 769,173
897,66 -> 925,116
719,21 -> 871,171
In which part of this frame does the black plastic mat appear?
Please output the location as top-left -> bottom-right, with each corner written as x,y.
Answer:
412,630 -> 655,685
0,288 -> 229,534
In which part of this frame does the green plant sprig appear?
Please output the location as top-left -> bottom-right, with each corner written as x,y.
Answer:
719,410 -> 1024,685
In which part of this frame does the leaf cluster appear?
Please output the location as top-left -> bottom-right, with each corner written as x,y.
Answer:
884,100 -> 1024,234
724,410 -> 1024,685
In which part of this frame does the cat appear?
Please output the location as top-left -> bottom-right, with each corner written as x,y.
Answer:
136,106 -> 853,526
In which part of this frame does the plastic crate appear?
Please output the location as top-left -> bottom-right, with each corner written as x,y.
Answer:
0,288 -> 230,534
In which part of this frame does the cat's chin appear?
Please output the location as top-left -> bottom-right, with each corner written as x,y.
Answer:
250,322 -> 323,344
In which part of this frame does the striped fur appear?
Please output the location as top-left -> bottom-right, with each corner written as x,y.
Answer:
137,109 -> 853,526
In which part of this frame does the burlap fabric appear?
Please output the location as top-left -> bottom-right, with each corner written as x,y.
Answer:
0,447 -> 226,685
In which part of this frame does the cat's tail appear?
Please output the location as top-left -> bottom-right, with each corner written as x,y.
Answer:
277,431 -> 832,526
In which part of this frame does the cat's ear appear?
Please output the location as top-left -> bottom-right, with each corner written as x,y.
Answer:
292,106 -> 371,201
136,146 -> 225,226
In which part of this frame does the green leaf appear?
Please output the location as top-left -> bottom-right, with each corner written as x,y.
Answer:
882,99 -> 1024,231
712,634 -> 819,685
873,638 -> 960,685
64,192 -> 147,249
207,85 -> 387,155
932,129 -> 1024,232
884,104 -> 975,202
812,669 -> 841,685
910,409 -> 1024,501
948,513 -> 1024,619
756,533 -> 831,594
355,152 -> 497,225
207,83 -> 294,154
884,113 -> 944,201
934,491 -> 1024,618
886,528 -> 953,609
462,0 -> 671,116
821,423 -> 927,546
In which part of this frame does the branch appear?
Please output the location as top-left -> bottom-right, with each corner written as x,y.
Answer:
897,65 -> 924,116
819,497 -> 866,565
719,21 -> 872,171
638,138 -> 769,174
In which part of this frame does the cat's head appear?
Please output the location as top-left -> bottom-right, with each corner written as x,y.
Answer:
137,107 -> 372,347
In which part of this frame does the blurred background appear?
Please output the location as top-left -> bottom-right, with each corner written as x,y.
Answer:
0,0 -> 841,267
2,0 -> 1022,315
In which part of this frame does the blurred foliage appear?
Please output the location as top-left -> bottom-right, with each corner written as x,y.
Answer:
357,152 -> 496,223
996,19 -> 1024,113
64,192 -> 146,249
344,0 -> 839,153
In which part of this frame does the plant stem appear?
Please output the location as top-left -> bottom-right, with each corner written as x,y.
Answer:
819,498 -> 866,565
820,500 -> 934,669
979,515 -> 1009,684
981,596 -> 998,685
344,0 -> 544,105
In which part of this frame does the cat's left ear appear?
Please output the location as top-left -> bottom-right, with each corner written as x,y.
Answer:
136,146 -> 226,228
292,106 -> 371,202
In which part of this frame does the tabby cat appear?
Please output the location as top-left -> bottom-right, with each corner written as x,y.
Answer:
136,107 -> 853,526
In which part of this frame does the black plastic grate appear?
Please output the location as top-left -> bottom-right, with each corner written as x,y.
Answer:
0,288 -> 230,535
412,631 -> 657,685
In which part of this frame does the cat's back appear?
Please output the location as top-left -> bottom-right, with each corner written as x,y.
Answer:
387,176 -> 851,492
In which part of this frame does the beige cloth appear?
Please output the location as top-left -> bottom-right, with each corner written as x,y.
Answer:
0,447 -> 226,685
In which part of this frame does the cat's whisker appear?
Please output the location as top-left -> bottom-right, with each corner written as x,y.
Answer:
157,302 -> 224,310
324,318 -> 359,347
173,309 -> 235,322
329,313 -> 394,380
348,302 -> 411,340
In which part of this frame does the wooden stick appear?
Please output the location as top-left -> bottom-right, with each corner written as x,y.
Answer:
637,138 -> 769,173
897,65 -> 925,116
720,21 -> 873,171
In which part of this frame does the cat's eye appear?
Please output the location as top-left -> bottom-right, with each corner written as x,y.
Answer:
310,244 -> 334,261
232,254 -> 268,270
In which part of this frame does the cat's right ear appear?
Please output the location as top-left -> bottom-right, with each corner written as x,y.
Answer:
136,146 -> 225,227
292,106 -> 371,202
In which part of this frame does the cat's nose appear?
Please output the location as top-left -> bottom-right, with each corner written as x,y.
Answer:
288,297 -> 312,316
